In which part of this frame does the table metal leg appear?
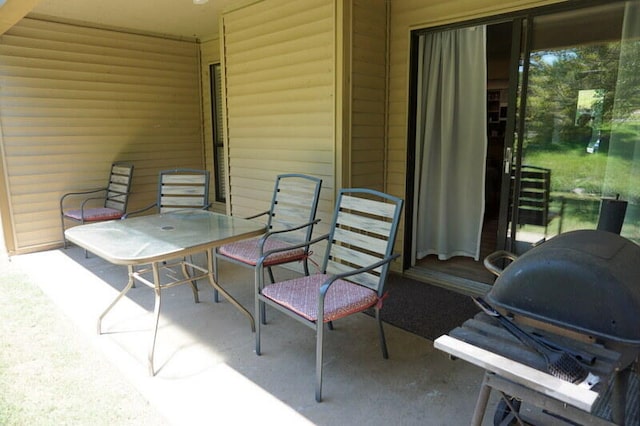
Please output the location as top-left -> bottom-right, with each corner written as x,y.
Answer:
205,249 -> 255,332
148,262 -> 162,376
181,260 -> 199,303
97,265 -> 136,334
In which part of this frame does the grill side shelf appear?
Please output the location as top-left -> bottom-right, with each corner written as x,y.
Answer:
447,313 -> 621,394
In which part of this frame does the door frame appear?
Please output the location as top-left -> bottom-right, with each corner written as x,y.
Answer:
402,0 -> 621,288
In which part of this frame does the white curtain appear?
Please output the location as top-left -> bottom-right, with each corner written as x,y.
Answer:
412,26 -> 488,262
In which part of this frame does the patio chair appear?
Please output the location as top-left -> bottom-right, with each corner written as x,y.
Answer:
124,168 -> 211,217
255,188 -> 404,402
60,162 -> 134,254
212,174 -> 323,324
123,168 -> 211,293
513,165 -> 564,241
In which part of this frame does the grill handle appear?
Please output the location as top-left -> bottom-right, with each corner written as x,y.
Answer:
483,250 -> 518,277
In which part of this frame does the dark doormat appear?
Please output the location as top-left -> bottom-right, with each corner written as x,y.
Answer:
374,273 -> 480,341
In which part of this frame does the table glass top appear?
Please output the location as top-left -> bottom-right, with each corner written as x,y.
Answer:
64,210 -> 265,264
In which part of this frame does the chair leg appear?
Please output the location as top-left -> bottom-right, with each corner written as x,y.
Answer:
376,308 -> 389,359
255,297 -> 263,356
61,216 -> 68,249
315,320 -> 325,402
212,252 -> 220,303
255,266 -> 270,325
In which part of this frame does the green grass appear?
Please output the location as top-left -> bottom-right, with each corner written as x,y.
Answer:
0,260 -> 167,426
522,148 -> 639,243
524,148 -> 637,201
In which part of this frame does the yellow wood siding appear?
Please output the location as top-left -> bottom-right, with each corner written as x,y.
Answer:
386,0 -> 567,261
350,0 -> 387,190
0,0 -> 38,35
220,0 -> 335,227
0,18 -> 203,254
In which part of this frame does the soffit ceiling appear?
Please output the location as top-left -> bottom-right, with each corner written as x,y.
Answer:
27,0 -> 238,41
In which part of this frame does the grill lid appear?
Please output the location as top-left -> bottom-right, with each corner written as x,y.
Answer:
487,230 -> 640,345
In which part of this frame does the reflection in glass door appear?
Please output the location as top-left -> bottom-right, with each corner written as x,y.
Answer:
508,1 -> 640,254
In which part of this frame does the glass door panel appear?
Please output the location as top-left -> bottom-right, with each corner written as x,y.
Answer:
509,1 -> 640,253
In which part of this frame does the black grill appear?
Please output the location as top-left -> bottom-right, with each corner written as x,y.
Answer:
486,229 -> 640,369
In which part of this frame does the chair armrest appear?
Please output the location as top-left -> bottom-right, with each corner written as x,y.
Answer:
311,254 -> 400,322
257,218 -> 321,249
60,188 -> 107,211
245,210 -> 270,220
318,254 -> 401,296
122,203 -> 157,219
256,232 -> 330,269
79,195 -> 110,211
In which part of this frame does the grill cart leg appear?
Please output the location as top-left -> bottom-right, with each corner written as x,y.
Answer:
494,395 -> 523,426
472,372 -> 493,426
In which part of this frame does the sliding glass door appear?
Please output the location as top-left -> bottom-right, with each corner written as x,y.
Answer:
407,0 -> 640,292
509,1 -> 640,253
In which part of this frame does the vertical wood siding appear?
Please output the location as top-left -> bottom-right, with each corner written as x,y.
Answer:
0,18 -> 203,253
350,0 -> 387,190
220,0 -> 335,229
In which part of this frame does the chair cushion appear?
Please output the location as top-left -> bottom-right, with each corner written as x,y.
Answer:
261,274 -> 379,323
218,237 -> 306,267
64,207 -> 124,222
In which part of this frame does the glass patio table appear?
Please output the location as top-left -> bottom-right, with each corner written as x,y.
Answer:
64,209 -> 266,375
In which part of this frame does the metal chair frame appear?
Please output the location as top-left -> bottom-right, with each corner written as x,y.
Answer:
213,173 -> 323,325
255,188 -> 404,402
60,162 -> 134,253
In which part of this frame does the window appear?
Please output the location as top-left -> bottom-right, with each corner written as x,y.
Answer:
210,63 -> 226,203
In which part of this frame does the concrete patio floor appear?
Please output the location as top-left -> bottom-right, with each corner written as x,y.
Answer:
5,246 -> 566,426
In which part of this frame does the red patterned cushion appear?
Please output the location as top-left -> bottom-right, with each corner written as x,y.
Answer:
218,237 -> 306,267
64,207 -> 123,222
261,274 -> 378,323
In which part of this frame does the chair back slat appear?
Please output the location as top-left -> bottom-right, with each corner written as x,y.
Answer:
339,194 -> 399,219
104,162 -> 134,213
105,191 -> 128,210
322,188 -> 403,293
335,210 -> 394,237
112,164 -> 133,176
161,174 -> 208,185
332,227 -> 388,254
328,244 -> 384,273
161,196 -> 208,207
158,169 -> 210,213
268,174 -> 323,241
111,174 -> 131,186
107,182 -> 129,194
162,186 -> 207,196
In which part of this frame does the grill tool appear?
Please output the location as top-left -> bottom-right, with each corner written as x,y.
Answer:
474,297 -> 589,384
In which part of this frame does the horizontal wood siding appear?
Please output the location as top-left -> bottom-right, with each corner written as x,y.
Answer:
221,0 -> 335,232
0,18 -> 203,253
350,0 -> 387,190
